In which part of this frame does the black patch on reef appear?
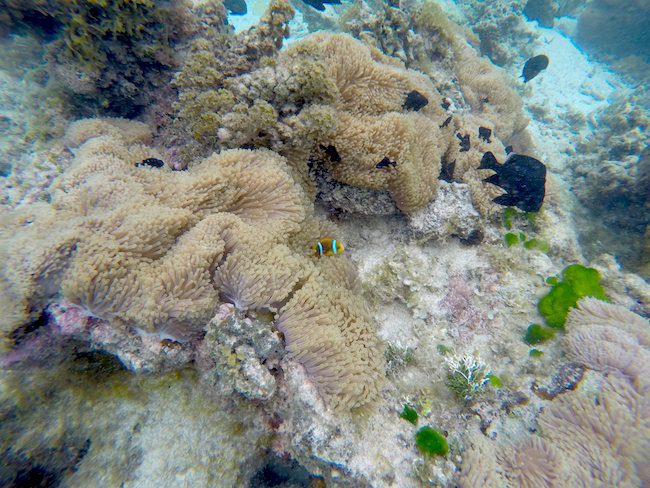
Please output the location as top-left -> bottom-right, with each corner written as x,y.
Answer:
376,157 -> 396,169
481,97 -> 489,103
440,116 -> 452,128
456,133 -> 470,152
301,0 -> 342,11
12,463 -> 62,488
505,145 -> 514,155
250,456 -> 313,487
522,54 -> 549,83
524,0 -> 556,28
320,144 -> 341,163
479,151 -> 546,212
224,0 -> 247,15
459,229 -> 484,246
441,100 -> 451,110
403,90 -> 429,111
73,439 -> 92,471
69,351 -> 126,378
135,158 -> 165,168
11,309 -> 49,347
478,126 -> 492,143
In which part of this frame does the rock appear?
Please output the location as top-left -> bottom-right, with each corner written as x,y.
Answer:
408,181 -> 483,243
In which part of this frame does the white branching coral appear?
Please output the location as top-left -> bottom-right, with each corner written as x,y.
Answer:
445,353 -> 492,400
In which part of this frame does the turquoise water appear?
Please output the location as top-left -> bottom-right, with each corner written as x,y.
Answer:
0,1 -> 648,487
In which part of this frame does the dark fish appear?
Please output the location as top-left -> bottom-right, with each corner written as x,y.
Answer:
440,116 -> 452,128
403,90 -> 428,111
135,158 -> 165,168
302,0 -> 342,11
376,157 -> 396,169
505,145 -> 513,155
224,0 -> 247,15
457,133 -> 470,152
439,158 -> 455,182
321,144 -> 341,163
522,55 -> 549,83
441,100 -> 451,110
478,127 -> 492,143
479,151 -> 546,212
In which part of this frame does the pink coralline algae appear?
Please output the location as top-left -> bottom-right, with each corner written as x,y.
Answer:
440,274 -> 486,342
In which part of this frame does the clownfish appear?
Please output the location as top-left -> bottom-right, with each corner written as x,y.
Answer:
311,238 -> 344,258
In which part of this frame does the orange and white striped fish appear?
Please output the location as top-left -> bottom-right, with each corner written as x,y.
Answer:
311,238 -> 344,258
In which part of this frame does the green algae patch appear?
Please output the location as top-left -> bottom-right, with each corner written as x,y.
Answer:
539,264 -> 606,328
486,374 -> 503,387
400,405 -> 418,425
415,426 -> 448,457
529,348 -> 544,357
504,232 -> 519,247
503,207 -> 518,230
523,238 -> 550,253
524,323 -> 555,344
436,344 -> 452,355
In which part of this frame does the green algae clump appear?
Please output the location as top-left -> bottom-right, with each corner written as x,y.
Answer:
504,232 -> 519,247
538,264 -> 606,328
400,405 -> 418,425
524,323 -> 555,344
415,426 -> 448,457
523,238 -> 550,253
486,374 -> 502,387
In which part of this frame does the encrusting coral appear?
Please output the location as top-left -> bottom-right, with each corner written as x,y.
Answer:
0,120 -> 384,411
0,0 -> 198,116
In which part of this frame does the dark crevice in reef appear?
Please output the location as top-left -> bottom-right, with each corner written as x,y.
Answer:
249,454 -> 321,488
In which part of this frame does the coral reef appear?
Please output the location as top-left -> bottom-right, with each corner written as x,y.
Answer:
6,1 -> 648,486
170,3 -> 533,219
572,87 -> 650,270
0,120 -> 383,411
576,0 -> 650,77
456,300 -> 650,486
0,0 -> 199,116
455,0 -> 537,66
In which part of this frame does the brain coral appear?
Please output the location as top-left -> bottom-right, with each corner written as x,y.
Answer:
0,120 -> 384,411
